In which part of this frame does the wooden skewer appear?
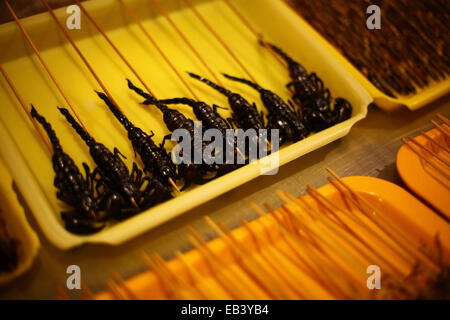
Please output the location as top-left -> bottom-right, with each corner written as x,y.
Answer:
80,281 -> 95,300
106,279 -> 128,300
401,138 -> 450,180
252,203 -> 355,299
5,0 -> 90,135
407,136 -> 450,167
118,0 -> 199,100
431,120 -> 450,138
0,64 -> 52,153
151,0 -> 222,86
40,0 -> 121,112
282,191 -> 403,277
421,131 -> 450,154
43,0 -> 180,194
436,113 -> 450,126
326,168 -> 441,272
139,250 -> 180,299
222,0 -> 287,68
182,0 -> 257,83
73,0 -> 154,97
111,271 -> 139,300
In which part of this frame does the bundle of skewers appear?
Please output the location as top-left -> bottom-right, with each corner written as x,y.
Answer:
67,169 -> 449,300
286,0 -> 450,98
0,0 -> 352,234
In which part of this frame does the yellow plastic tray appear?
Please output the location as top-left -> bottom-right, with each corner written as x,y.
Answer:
0,0 -> 371,249
94,176 -> 450,299
0,156 -> 40,287
283,2 -> 450,111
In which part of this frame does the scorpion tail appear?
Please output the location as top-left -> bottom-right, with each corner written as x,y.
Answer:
95,91 -> 134,132
57,107 -> 94,146
127,79 -> 155,102
187,72 -> 231,97
30,105 -> 62,153
222,73 -> 263,92
265,42 -> 296,65
158,97 -> 196,108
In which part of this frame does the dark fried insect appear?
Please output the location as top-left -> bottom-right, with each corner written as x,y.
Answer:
157,97 -> 231,135
187,72 -> 265,132
127,80 -> 211,190
57,107 -> 148,219
156,97 -> 237,156
30,106 -> 104,234
222,74 -> 309,143
95,91 -> 177,188
267,43 -> 352,131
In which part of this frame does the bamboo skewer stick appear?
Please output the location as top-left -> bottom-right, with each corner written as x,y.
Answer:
255,203 -> 357,299
421,131 -> 450,153
401,138 -> 450,180
112,271 -> 139,300
305,184 -> 415,267
0,64 -> 52,153
175,250 -> 233,300
186,227 -> 266,299
207,218 -> 299,299
222,0 -> 287,68
83,0 -> 243,166
326,168 -> 441,272
118,0 -> 199,100
182,0 -> 257,83
436,113 -> 450,126
431,120 -> 450,138
61,0 -> 181,193
106,279 -> 128,300
73,0 -> 154,97
5,0 -> 90,135
407,136 -> 450,167
282,191 -> 404,277
151,0 -> 222,86
40,0 -> 122,112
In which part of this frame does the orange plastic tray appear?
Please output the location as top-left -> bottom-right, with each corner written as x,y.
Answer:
94,176 -> 450,299
397,125 -> 450,219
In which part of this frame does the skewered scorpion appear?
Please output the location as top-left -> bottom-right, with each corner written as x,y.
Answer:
95,91 -> 178,189
187,72 -> 265,132
57,107 -> 170,220
267,43 -> 352,131
222,74 -> 309,144
31,106 -> 104,234
155,97 -> 239,159
126,80 -> 213,189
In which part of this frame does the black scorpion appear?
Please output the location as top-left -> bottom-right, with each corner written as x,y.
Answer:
95,91 -> 177,188
31,106 -> 104,234
126,80 -> 213,189
57,107 -> 170,219
222,74 -> 309,144
187,73 -> 266,132
267,43 -> 352,131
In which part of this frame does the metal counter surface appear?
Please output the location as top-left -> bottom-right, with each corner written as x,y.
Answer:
1,95 -> 449,299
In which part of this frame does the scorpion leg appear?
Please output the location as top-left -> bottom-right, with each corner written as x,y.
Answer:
160,134 -> 174,149
212,104 -> 228,113
61,210 -> 105,235
113,147 -> 128,165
